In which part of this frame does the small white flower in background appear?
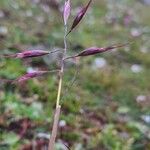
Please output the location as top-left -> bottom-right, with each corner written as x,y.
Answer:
37,133 -> 50,139
140,46 -> 148,53
131,64 -> 143,73
59,120 -> 66,127
32,102 -> 42,110
11,2 -> 19,9
31,102 -> 43,118
36,16 -> 45,23
0,26 -> 8,35
124,47 -> 130,52
117,106 -> 130,114
136,95 -> 146,103
131,28 -> 142,37
26,10 -> 33,17
92,57 -> 107,69
79,108 -> 84,114
141,115 -> 150,124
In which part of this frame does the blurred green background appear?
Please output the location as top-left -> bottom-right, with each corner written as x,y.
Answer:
0,0 -> 150,149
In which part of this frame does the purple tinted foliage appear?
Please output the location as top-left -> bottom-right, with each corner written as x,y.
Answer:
67,0 -> 92,35
3,50 -> 50,59
63,0 -> 71,25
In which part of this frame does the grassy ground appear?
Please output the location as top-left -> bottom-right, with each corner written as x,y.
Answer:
0,0 -> 150,149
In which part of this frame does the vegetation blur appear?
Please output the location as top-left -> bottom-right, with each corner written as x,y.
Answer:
0,0 -> 150,149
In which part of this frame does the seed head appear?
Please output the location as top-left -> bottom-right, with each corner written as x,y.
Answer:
3,50 -> 50,59
63,0 -> 71,26
14,71 -> 48,83
67,0 -> 92,35
77,43 -> 129,57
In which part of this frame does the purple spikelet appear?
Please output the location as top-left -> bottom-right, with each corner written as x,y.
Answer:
63,0 -> 71,26
77,43 -> 129,57
3,50 -> 50,59
67,0 -> 92,35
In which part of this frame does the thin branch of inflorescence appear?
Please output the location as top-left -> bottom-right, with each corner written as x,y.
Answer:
60,63 -> 79,102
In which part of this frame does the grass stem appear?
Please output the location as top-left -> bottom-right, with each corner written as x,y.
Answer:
48,25 -> 68,150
